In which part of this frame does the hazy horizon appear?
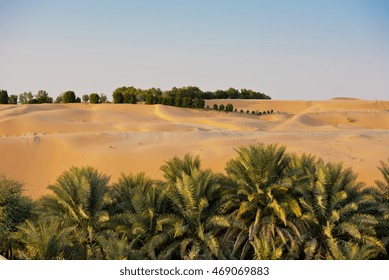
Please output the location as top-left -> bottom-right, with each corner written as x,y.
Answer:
1,0 -> 388,100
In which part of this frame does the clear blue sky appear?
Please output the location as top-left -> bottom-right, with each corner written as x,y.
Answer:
1,0 -> 388,100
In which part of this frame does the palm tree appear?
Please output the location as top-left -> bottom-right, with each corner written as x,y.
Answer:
148,160 -> 229,260
291,156 -> 385,260
39,166 -> 110,259
14,217 -> 75,260
0,175 -> 33,259
95,231 -> 132,260
160,154 -> 201,184
107,173 -> 169,259
225,144 -> 303,259
372,159 -> 389,257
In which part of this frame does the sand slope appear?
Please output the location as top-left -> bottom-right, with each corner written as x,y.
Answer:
0,99 -> 388,199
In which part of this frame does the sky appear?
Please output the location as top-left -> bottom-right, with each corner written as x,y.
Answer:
0,0 -> 388,100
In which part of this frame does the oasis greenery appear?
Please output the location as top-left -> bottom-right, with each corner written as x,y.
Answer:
1,143 -> 388,260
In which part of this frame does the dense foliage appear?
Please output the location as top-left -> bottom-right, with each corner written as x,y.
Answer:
0,90 -> 9,104
89,93 -> 100,104
62,91 -> 76,103
1,144 -> 388,260
112,86 -> 270,106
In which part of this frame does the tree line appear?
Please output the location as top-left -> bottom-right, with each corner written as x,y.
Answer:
1,143 -> 388,260
112,86 -> 270,107
0,86 -> 270,105
0,90 -> 109,104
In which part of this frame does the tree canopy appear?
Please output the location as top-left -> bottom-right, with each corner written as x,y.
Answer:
111,85 -> 270,105
0,90 -> 9,104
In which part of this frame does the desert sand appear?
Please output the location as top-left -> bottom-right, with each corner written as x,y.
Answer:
0,98 -> 388,199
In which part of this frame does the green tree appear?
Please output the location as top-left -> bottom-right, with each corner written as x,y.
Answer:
62,91 -> 76,103
95,232 -> 132,260
108,173 -> 169,259
225,144 -> 302,259
55,94 -> 63,103
227,88 -> 240,99
145,94 -> 154,105
28,99 -> 39,104
89,93 -> 100,104
15,218 -> 75,260
215,90 -> 228,99
9,95 -> 18,104
372,159 -> 389,256
124,93 -> 137,104
19,92 -> 34,104
149,164 -> 229,259
160,154 -> 202,185
213,104 -> 218,110
219,104 -> 225,111
82,94 -> 90,103
39,166 -> 110,259
289,155 -> 385,259
100,94 -> 108,103
0,90 -> 9,104
193,98 -> 205,109
112,91 -> 124,103
35,90 -> 53,103
182,97 -> 192,108
0,175 -> 33,259
175,97 -> 182,107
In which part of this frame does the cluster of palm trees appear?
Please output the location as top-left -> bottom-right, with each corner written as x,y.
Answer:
1,143 -> 388,260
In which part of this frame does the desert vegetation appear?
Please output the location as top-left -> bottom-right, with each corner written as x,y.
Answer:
112,86 -> 270,105
1,143 -> 388,260
0,86 -> 270,106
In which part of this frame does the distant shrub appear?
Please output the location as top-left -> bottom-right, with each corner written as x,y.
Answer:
240,109 -> 244,113
252,111 -> 255,114
270,109 -> 274,113
263,111 -> 267,114
213,104 -> 218,110
246,110 -> 250,114
206,105 -> 210,109
225,103 -> 233,112
219,104 -> 225,111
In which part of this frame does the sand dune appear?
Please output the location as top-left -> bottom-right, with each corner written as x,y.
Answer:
1,99 -> 388,199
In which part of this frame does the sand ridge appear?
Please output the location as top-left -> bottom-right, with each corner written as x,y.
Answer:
0,99 -> 388,199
